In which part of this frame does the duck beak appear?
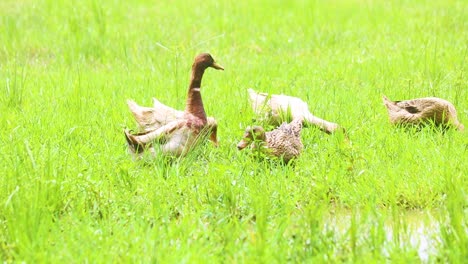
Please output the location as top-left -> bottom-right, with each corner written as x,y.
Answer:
211,62 -> 224,70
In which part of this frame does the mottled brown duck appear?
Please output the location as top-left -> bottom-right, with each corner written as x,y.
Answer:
237,118 -> 304,163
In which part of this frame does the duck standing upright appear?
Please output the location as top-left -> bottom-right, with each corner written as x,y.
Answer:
237,117 -> 304,163
382,96 -> 464,131
124,53 -> 224,158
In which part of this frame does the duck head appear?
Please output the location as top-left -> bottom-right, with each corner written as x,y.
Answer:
237,126 -> 266,150
193,53 -> 224,71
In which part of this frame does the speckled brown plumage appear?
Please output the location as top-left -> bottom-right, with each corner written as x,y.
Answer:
237,118 -> 304,163
382,96 -> 464,131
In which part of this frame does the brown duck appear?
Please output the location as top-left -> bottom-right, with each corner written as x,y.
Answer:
382,95 -> 464,131
124,53 -> 224,158
237,117 -> 304,163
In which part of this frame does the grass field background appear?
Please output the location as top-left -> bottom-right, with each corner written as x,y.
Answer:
1,0 -> 467,262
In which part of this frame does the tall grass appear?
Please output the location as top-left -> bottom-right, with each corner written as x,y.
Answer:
1,0 -> 467,262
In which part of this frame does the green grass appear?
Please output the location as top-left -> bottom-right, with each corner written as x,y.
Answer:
1,0 -> 467,262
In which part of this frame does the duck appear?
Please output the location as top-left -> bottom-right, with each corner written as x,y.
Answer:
382,95 -> 464,131
237,117 -> 304,163
124,53 -> 224,158
247,88 -> 342,134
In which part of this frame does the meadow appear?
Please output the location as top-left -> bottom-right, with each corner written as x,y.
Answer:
1,0 -> 467,262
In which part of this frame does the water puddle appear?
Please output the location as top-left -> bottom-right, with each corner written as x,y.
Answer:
325,209 -> 440,262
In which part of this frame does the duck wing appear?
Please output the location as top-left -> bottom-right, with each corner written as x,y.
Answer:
125,119 -> 186,144
265,124 -> 303,162
127,99 -> 184,131
394,98 -> 449,114
393,99 -> 427,114
124,119 -> 187,156
277,118 -> 303,138
383,96 -> 424,124
288,117 -> 304,137
124,129 -> 157,155
383,96 -> 441,114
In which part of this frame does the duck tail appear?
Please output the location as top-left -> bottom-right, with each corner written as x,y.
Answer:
127,99 -> 144,120
292,116 -> 304,130
247,88 -> 256,96
383,95 -> 398,105
290,117 -> 303,137
127,99 -> 139,112
382,95 -> 399,111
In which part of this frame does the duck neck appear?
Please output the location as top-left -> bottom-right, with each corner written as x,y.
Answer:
185,65 -> 207,122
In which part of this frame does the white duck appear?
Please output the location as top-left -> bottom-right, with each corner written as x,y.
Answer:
124,53 -> 224,158
247,88 -> 342,134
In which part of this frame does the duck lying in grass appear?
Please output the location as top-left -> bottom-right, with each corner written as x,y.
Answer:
247,88 -> 342,134
382,96 -> 464,131
124,53 -> 224,158
237,118 -> 304,163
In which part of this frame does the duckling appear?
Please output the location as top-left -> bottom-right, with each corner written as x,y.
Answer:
237,118 -> 303,163
124,53 -> 223,158
382,96 -> 464,131
247,88 -> 341,134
